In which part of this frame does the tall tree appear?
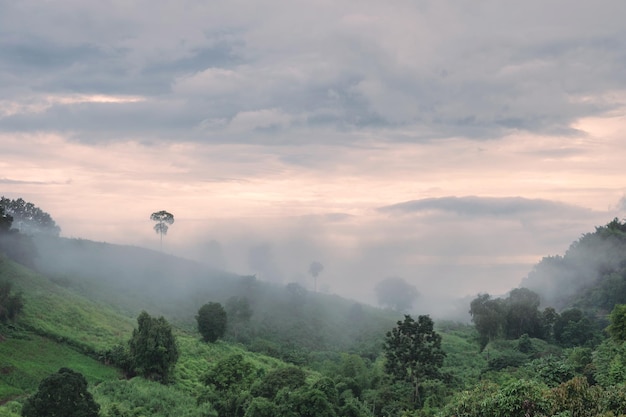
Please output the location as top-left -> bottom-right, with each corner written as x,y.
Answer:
150,210 -> 174,250
22,368 -> 100,417
309,261 -> 324,292
128,311 -> 179,383
469,293 -> 506,350
383,314 -> 446,406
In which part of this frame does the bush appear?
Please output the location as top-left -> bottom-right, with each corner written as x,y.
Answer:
22,368 -> 100,417
196,302 -> 227,343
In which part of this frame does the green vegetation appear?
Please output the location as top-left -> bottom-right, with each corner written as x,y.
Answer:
128,311 -> 179,383
22,367 -> 100,417
2,216 -> 626,416
197,302 -> 227,343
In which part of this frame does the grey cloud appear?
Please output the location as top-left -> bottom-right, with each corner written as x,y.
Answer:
0,178 -> 59,185
379,196 -> 592,218
1,0 -> 625,144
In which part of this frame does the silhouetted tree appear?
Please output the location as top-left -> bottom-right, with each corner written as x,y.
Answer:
309,261 -> 324,292
150,210 -> 174,250
128,311 -> 179,383
375,276 -> 419,312
0,196 -> 60,236
383,314 -> 446,406
196,302 -> 227,343
0,205 -> 13,233
22,368 -> 100,417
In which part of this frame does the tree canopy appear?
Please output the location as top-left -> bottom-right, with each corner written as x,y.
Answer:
21,368 -> 100,417
196,302 -> 228,343
383,314 -> 445,406
128,311 -> 179,383
0,196 -> 60,236
150,210 -> 174,249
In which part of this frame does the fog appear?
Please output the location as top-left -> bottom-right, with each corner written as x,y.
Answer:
110,195 -> 623,320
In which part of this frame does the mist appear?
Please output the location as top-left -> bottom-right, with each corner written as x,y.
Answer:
119,196 -> 623,320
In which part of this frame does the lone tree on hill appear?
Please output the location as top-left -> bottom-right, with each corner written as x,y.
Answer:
22,368 -> 100,417
150,210 -> 174,250
309,261 -> 324,292
384,314 -> 446,407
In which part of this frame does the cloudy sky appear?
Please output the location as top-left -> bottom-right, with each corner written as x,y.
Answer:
2,0 -> 626,315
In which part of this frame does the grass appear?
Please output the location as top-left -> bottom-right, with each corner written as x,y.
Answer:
1,256 -> 135,352
0,331 -> 121,401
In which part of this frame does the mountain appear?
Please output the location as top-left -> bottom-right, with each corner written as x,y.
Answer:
522,218 -> 626,314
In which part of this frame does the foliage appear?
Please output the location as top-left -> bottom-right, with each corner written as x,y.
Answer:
548,376 -> 603,417
554,308 -> 599,348
203,354 -> 256,392
128,311 -> 179,383
469,293 -> 505,349
197,302 -> 228,343
0,197 -> 60,236
251,366 -> 307,399
592,339 -> 626,387
444,379 -> 550,417
374,277 -> 419,312
0,281 -> 23,323
383,315 -> 445,406
94,378 -> 216,417
607,304 -> 626,342
21,367 -> 100,417
505,288 -> 544,339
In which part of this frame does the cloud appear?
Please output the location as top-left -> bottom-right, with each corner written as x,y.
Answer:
379,196 -> 593,218
1,0 -> 625,144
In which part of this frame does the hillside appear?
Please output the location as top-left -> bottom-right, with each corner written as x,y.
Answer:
31,235 -> 398,357
522,218 -> 626,314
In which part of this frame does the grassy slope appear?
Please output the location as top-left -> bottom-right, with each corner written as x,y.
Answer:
0,254 -> 315,416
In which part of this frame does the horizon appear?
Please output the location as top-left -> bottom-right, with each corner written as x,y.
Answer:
2,0 -> 626,313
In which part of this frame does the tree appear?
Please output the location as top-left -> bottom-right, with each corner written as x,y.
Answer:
196,302 -> 227,343
607,303 -> 626,342
374,276 -> 419,312
128,311 -> 179,383
309,261 -> 324,292
554,308 -> 597,347
21,367 -> 100,417
383,314 -> 446,406
0,205 -> 13,233
504,287 -> 544,339
0,281 -> 24,323
469,293 -> 506,349
150,210 -> 174,250
0,196 -> 60,236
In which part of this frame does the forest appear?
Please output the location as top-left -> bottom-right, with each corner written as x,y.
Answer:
1,198 -> 626,416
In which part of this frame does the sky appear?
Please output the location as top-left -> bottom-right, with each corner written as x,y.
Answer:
1,0 -> 626,316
